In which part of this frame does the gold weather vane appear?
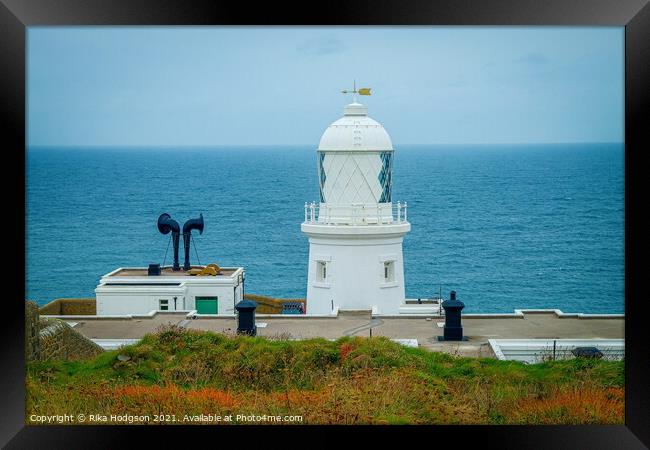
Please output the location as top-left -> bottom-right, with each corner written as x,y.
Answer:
341,80 -> 372,98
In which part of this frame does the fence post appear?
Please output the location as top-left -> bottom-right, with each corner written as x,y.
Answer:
553,340 -> 556,361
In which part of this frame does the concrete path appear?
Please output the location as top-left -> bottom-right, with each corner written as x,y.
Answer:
343,318 -> 384,336
63,311 -> 624,358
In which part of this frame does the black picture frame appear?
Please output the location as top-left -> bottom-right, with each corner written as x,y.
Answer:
2,0 -> 648,447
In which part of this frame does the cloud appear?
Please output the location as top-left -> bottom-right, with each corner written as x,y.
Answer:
296,36 -> 346,56
514,52 -> 549,65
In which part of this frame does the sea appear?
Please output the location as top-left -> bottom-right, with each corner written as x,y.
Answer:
25,143 -> 624,314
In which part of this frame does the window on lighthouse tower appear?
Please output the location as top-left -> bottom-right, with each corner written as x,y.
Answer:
317,261 -> 328,282
383,261 -> 395,283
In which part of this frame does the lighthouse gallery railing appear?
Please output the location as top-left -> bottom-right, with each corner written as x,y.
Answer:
303,202 -> 408,225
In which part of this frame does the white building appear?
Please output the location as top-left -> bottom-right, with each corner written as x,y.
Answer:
301,99 -> 411,315
95,266 -> 244,315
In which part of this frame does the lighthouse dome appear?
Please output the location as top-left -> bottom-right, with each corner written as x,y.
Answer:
318,102 -> 393,151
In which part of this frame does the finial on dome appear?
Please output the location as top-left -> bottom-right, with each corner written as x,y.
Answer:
343,102 -> 368,116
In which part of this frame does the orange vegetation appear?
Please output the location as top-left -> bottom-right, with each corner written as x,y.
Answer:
506,386 -> 624,424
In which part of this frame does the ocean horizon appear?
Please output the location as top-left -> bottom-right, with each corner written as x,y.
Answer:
25,143 -> 624,314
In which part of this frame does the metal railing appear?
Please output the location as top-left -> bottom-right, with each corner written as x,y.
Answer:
303,201 -> 408,225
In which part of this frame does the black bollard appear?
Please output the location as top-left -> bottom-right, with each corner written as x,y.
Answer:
148,263 -> 161,276
439,290 -> 466,341
235,299 -> 257,336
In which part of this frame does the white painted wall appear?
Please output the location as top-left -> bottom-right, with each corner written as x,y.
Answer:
185,284 -> 237,315
303,226 -> 409,315
489,339 -> 625,364
234,284 -> 243,305
96,286 -> 186,315
92,339 -> 142,350
95,267 -> 244,316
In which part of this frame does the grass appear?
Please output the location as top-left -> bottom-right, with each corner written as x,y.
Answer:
26,324 -> 624,425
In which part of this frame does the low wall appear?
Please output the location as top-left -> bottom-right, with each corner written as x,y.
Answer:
39,319 -> 104,361
39,296 -> 305,315
39,298 -> 97,315
26,300 -> 104,361
244,294 -> 306,314
25,301 -> 41,361
489,338 -> 625,363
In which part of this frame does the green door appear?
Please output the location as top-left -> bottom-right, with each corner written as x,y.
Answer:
196,297 -> 218,314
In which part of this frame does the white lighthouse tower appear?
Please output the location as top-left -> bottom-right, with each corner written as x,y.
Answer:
301,87 -> 410,315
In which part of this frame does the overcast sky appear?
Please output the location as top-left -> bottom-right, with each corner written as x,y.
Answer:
27,27 -> 624,147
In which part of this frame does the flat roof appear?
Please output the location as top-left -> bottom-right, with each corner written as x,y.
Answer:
108,266 -> 240,278
67,313 -> 189,339
64,311 -> 624,358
